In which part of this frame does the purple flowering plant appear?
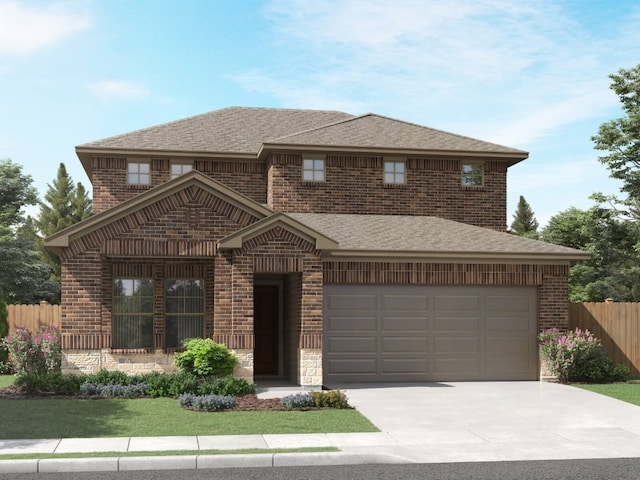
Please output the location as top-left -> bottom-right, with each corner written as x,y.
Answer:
2,325 -> 62,376
538,327 -> 602,383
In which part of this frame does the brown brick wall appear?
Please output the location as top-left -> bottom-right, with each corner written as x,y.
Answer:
268,154 -> 508,231
324,261 -> 570,332
91,157 -> 267,214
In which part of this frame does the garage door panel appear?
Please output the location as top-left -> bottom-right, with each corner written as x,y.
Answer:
382,316 -> 429,330
381,294 -> 429,311
327,316 -> 376,331
328,336 -> 377,353
435,295 -> 480,311
382,336 -> 428,353
486,336 -> 531,354
434,358 -> 480,375
382,358 -> 429,374
434,336 -> 480,353
324,285 -> 538,383
486,316 -> 531,331
327,294 -> 377,310
327,358 -> 377,374
434,316 -> 481,331
486,295 -> 531,312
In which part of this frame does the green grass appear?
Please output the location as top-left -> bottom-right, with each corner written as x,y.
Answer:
574,382 -> 640,407
0,447 -> 339,461
0,397 -> 378,439
0,375 -> 13,388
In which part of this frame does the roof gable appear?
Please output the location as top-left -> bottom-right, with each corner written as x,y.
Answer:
45,170 -> 272,254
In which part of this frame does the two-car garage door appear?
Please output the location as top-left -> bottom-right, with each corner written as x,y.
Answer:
323,285 -> 538,383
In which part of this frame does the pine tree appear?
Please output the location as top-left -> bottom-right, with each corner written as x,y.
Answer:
36,163 -> 92,288
510,195 -> 539,238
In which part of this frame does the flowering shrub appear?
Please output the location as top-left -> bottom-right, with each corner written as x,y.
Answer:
281,392 -> 315,410
538,328 -> 629,383
177,393 -> 236,411
2,326 -> 61,377
80,382 -> 147,398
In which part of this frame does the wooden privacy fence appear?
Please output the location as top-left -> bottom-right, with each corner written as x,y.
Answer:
6,304 -> 61,336
569,302 -> 640,377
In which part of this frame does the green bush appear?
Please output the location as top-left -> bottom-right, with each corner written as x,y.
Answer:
16,372 -> 84,395
84,369 -> 135,386
309,390 -> 350,409
0,293 -> 8,366
174,338 -> 237,377
198,375 -> 255,396
142,371 -> 200,397
539,328 -> 630,383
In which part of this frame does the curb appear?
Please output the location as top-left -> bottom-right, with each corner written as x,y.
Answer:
0,452 -> 411,474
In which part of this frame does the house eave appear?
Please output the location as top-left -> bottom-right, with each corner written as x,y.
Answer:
321,249 -> 590,264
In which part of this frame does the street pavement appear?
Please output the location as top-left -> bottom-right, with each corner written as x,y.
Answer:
2,381 -> 640,473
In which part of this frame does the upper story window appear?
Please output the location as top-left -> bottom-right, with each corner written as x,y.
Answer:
171,162 -> 193,179
128,161 -> 151,185
461,163 -> 484,187
302,157 -> 325,182
384,160 -> 405,185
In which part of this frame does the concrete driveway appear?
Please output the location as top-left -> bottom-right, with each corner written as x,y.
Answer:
333,381 -> 640,463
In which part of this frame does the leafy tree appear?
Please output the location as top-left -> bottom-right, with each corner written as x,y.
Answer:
0,159 -> 38,228
509,195 -> 539,238
592,64 -> 640,204
541,204 -> 640,302
36,163 -> 92,285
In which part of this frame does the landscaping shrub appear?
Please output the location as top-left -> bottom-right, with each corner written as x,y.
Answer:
142,371 -> 200,397
84,369 -> 136,386
177,393 -> 236,412
198,375 -> 256,396
539,328 -> 630,383
16,372 -> 84,395
309,390 -> 350,409
174,338 -> 237,377
0,292 -> 8,368
80,382 -> 147,398
2,326 -> 62,377
281,392 -> 315,410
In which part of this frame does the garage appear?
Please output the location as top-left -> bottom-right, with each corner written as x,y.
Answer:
323,284 -> 538,383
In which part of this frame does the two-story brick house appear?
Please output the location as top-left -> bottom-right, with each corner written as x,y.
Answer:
45,107 -> 587,385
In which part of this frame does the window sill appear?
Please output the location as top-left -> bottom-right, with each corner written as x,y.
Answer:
383,183 -> 407,189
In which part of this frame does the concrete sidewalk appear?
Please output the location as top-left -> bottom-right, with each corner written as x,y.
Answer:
2,381 -> 640,473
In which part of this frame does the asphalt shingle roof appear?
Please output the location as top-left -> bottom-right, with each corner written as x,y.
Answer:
287,213 -> 587,259
77,107 -> 526,158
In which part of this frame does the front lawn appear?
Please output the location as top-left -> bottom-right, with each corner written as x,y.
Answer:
0,396 -> 378,439
574,382 -> 640,407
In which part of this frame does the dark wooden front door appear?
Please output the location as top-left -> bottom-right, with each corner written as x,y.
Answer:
254,285 -> 279,375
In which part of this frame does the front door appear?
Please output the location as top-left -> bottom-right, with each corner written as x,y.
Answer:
254,284 -> 279,375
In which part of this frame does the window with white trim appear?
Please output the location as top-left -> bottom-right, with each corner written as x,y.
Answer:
384,160 -> 405,185
127,161 -> 151,185
112,278 -> 154,349
461,163 -> 484,187
302,158 -> 325,182
171,163 -> 192,179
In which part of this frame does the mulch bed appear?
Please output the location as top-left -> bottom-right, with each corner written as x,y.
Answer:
0,385 -> 291,411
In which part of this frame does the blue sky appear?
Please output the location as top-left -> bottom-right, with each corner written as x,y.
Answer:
1,0 -> 639,227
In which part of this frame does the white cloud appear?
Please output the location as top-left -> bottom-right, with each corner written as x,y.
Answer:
88,80 -> 150,100
235,0 -> 637,146
0,1 -> 92,56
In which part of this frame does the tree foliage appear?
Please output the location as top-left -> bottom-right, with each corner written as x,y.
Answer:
0,159 -> 38,228
36,163 -> 92,285
510,195 -> 539,238
592,64 -> 640,204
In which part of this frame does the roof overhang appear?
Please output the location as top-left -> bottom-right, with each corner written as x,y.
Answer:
217,212 -> 339,251
257,143 -> 529,166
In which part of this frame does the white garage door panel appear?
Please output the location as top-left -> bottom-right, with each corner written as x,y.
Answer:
324,285 -> 538,383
